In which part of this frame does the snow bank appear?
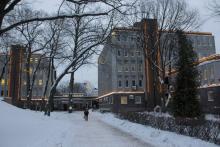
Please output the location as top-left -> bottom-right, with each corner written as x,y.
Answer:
94,112 -> 219,147
206,114 -> 220,122
0,100 -> 75,147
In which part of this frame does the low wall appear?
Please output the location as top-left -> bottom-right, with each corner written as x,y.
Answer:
118,112 -> 220,145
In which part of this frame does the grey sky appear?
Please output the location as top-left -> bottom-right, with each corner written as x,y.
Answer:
28,0 -> 220,87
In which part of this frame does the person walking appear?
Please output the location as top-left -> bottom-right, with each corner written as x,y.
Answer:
84,108 -> 89,121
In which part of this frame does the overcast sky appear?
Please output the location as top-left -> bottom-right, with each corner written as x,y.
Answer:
28,0 -> 220,87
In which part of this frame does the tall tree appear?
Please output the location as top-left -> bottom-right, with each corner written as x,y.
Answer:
172,30 -> 200,118
44,0 -> 129,116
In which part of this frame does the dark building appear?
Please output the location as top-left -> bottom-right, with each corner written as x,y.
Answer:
0,45 -> 54,107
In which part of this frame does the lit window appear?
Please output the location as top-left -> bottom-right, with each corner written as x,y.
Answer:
35,58 -> 38,63
30,58 -> 33,62
1,79 -> 5,85
135,96 -> 142,104
38,80 -> 43,86
111,31 -> 116,36
24,81 -> 27,85
29,68 -> 33,74
121,96 -> 127,104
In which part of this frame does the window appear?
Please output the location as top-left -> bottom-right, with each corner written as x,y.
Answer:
124,50 -> 128,57
135,96 -> 142,104
138,65 -> 142,72
124,66 -> 129,72
129,95 -> 134,99
125,80 -> 129,87
118,80 -> 122,87
208,91 -> 214,101
204,69 -> 208,80
117,50 -> 121,56
131,51 -> 134,57
136,51 -> 141,56
131,65 -> 135,72
38,80 -> 43,86
122,35 -> 127,41
29,68 -> 33,74
132,80 -> 136,86
1,79 -> 5,85
35,58 -> 38,63
23,81 -> 27,85
117,35 -> 120,41
139,80 -> 142,87
30,58 -> 33,62
109,97 -> 113,104
121,96 -> 127,104
138,60 -> 143,64
197,95 -> 201,101
117,65 -> 123,72
1,90 -> 3,96
131,60 -> 135,64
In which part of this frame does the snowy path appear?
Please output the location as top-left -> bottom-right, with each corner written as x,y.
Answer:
0,100 -> 218,147
68,112 -> 154,147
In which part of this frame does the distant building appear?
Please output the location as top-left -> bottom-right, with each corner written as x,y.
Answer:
0,45 -> 54,107
98,19 -> 217,113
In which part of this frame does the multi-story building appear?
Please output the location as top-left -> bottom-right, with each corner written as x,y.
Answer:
0,45 -> 54,108
98,27 -> 146,112
98,19 -> 217,113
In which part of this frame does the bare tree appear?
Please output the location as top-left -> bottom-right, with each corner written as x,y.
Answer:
0,0 -> 128,36
44,0 -> 128,116
7,6 -> 57,108
62,3 -> 105,103
43,19 -> 66,101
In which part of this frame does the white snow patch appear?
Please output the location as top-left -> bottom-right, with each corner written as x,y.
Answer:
93,112 -> 219,147
0,99 -> 219,147
205,114 -> 220,122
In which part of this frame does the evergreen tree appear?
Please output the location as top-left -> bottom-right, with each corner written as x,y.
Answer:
172,30 -> 201,118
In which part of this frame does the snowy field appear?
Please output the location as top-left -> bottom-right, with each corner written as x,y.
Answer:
0,98 -> 218,147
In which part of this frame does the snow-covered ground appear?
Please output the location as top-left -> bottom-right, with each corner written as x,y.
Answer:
0,99 -> 218,147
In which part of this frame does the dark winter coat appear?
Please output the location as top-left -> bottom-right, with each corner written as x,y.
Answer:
84,110 -> 89,116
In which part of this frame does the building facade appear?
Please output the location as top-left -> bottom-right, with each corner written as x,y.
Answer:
0,45 -> 54,107
98,19 -> 217,113
98,26 -> 146,112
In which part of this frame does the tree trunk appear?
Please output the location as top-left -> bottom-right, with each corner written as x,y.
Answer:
26,47 -> 32,108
